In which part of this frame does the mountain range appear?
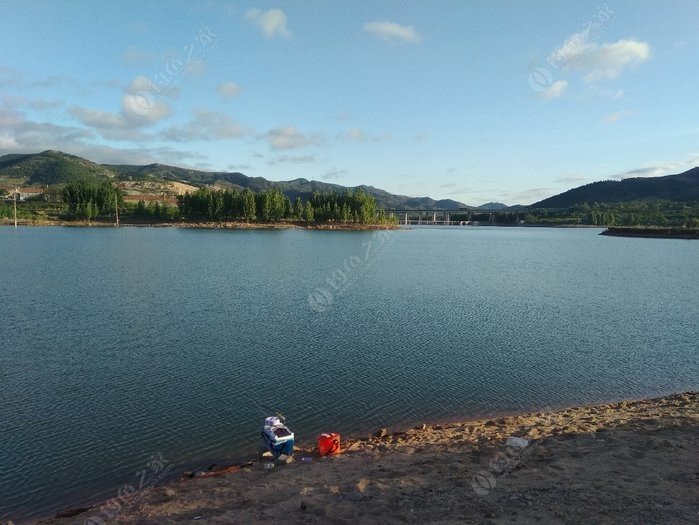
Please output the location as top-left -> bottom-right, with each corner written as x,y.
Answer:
1,150 -> 697,210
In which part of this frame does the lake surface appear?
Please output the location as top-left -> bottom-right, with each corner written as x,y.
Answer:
1,226 -> 697,520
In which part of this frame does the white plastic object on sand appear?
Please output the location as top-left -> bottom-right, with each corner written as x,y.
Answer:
505,436 -> 530,450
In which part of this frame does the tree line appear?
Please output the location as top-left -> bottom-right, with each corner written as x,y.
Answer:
176,187 -> 392,224
523,201 -> 699,227
50,181 -> 394,224
62,180 -> 122,220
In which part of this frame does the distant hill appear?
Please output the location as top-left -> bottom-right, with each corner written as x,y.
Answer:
0,151 -> 469,210
106,163 -> 469,209
0,150 -> 116,185
477,202 -> 509,210
533,168 -> 699,208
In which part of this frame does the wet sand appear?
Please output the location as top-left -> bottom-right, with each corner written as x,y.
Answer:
38,392 -> 698,524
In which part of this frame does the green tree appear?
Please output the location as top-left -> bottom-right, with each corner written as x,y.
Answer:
304,201 -> 314,223
293,197 -> 304,219
242,189 -> 256,220
63,180 -> 122,220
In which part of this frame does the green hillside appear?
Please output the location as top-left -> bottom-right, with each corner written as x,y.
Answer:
0,150 -> 116,185
532,168 -> 699,208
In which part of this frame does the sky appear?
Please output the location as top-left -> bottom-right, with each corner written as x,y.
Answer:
1,0 -> 698,205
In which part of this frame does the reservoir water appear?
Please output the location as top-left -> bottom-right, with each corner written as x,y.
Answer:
1,226 -> 697,520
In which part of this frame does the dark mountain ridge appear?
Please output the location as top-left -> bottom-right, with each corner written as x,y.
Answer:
533,168 -> 699,208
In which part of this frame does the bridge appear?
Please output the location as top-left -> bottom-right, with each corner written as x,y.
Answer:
386,208 -> 525,226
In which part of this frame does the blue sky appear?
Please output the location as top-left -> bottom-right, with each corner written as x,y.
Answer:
1,0 -> 697,205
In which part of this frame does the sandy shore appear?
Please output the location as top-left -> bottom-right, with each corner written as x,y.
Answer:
37,392 -> 697,524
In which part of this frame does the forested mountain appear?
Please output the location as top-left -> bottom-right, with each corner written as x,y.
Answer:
0,151 -> 468,210
532,168 -> 699,208
0,150 -> 115,185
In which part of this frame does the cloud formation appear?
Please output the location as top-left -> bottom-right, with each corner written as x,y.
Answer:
162,109 -> 250,141
264,125 -> 322,150
611,155 -> 699,179
0,106 -> 206,166
549,37 -> 650,82
554,175 -> 590,184
217,82 -> 241,99
269,154 -> 316,165
363,21 -> 420,43
322,168 -> 347,181
245,8 -> 292,38
540,79 -> 568,99
70,76 -> 172,139
338,127 -> 390,142
604,110 -> 631,123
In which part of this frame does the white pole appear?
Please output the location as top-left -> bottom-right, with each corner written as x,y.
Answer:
115,191 -> 119,226
13,187 -> 18,228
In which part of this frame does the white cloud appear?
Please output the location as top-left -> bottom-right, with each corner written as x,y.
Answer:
162,110 -> 250,141
0,131 -> 19,149
540,79 -> 567,99
548,30 -> 595,70
31,75 -> 71,89
217,82 -> 241,99
69,76 -> 172,139
363,21 -> 420,43
549,37 -> 650,83
555,175 -> 590,184
269,154 -> 316,165
604,110 -> 632,123
0,101 -> 210,166
580,40 -> 650,82
121,76 -> 171,124
322,169 -> 347,181
498,187 -> 552,205
344,128 -> 366,141
70,107 -> 126,130
264,125 -> 321,150
611,156 -> 699,179
338,127 -> 390,142
227,163 -> 251,171
245,8 -> 291,38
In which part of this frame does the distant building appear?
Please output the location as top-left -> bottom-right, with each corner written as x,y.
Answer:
12,187 -> 46,201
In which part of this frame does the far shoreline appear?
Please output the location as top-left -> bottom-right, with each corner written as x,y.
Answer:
600,226 -> 699,239
0,218 -> 398,231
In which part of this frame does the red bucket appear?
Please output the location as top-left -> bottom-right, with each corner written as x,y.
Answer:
318,433 -> 341,456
